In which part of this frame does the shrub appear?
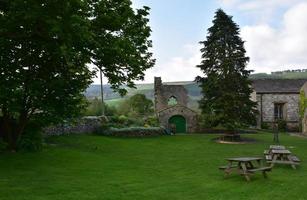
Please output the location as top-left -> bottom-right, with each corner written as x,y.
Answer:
17,122 -> 43,152
0,138 -> 8,152
144,116 -> 159,127
277,119 -> 287,132
95,126 -> 167,137
261,122 -> 270,129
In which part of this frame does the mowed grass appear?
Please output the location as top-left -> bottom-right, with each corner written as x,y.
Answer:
1,133 -> 307,200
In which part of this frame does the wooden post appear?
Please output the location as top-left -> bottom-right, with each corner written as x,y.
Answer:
273,121 -> 279,143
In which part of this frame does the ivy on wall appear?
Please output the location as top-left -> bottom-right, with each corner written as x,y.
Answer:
299,90 -> 307,120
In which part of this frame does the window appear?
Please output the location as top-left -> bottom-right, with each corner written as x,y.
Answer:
274,103 -> 284,120
168,96 -> 178,106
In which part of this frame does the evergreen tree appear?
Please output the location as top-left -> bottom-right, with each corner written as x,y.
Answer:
196,9 -> 257,131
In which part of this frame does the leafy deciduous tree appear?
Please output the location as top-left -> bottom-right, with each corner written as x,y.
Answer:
118,93 -> 153,118
0,0 -> 154,150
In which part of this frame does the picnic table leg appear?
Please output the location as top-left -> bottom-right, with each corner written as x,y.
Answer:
224,161 -> 233,177
287,155 -> 296,169
291,164 -> 297,169
262,171 -> 268,178
240,163 -> 251,182
270,154 -> 277,168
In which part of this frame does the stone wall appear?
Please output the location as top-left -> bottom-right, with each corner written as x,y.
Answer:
256,93 -> 300,130
157,105 -> 198,133
259,94 -> 299,122
154,77 -> 188,112
43,116 -> 103,136
154,77 -> 198,133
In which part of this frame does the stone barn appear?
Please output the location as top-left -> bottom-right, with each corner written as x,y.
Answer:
154,77 -> 198,133
252,79 -> 307,131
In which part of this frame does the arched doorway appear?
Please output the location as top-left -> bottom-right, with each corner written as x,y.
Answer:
169,115 -> 186,133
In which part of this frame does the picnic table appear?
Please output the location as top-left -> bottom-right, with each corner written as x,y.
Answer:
219,157 -> 272,181
267,149 -> 300,169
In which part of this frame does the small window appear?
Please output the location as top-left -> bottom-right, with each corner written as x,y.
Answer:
274,103 -> 284,120
168,96 -> 178,106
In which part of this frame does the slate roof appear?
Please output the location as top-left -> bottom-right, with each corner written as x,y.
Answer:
251,79 -> 307,94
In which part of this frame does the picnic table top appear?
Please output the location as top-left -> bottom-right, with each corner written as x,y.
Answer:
226,157 -> 263,162
270,145 -> 286,150
271,149 -> 291,154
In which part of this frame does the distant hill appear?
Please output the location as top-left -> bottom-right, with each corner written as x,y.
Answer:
250,70 -> 307,79
85,69 -> 307,110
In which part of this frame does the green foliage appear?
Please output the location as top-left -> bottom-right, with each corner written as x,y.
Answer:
299,90 -> 307,119
84,98 -> 117,116
197,9 -> 257,131
17,122 -> 43,152
118,94 -> 154,118
0,0 -> 154,150
90,1 -> 155,95
261,122 -> 270,130
0,138 -> 8,152
277,119 -> 287,132
144,116 -> 159,127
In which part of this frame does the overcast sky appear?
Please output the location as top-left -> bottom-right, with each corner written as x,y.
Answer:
93,0 -> 307,84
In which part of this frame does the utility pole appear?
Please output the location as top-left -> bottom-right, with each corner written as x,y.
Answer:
100,68 -> 105,116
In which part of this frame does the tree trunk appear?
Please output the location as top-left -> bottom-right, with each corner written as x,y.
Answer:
1,112 -> 28,152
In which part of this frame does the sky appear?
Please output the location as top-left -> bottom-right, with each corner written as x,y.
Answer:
93,0 -> 307,84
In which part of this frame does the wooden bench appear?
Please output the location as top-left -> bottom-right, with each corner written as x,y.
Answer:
247,166 -> 272,173
247,166 -> 272,178
219,165 -> 237,170
267,160 -> 300,165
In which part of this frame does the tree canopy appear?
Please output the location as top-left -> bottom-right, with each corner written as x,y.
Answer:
0,0 -> 154,150
118,93 -> 153,118
196,9 -> 257,131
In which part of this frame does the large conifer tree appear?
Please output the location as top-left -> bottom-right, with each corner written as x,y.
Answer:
196,9 -> 257,131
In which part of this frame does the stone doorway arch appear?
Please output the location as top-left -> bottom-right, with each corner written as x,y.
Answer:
169,115 -> 186,133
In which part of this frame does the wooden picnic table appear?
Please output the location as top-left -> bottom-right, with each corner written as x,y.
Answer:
269,145 -> 285,150
219,157 -> 272,181
267,149 -> 299,169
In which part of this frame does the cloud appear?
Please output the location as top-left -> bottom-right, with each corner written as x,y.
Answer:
140,44 -> 202,83
241,2 -> 307,72
220,0 -> 304,23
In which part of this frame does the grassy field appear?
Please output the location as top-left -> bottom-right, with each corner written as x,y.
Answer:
1,133 -> 307,200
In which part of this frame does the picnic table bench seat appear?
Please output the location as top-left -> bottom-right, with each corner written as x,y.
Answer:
289,155 -> 300,162
247,166 -> 272,173
267,160 -> 300,165
218,165 -> 237,170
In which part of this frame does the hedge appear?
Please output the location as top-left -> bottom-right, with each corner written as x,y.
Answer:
95,127 -> 168,137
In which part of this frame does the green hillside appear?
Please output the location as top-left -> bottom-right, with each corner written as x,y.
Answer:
87,70 -> 307,109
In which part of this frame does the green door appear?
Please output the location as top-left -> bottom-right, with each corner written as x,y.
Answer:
169,115 -> 186,133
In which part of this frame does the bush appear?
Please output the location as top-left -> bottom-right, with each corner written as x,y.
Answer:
261,122 -> 270,129
17,122 -> 43,152
0,138 -> 8,152
144,116 -> 159,127
277,119 -> 287,132
95,126 -> 167,137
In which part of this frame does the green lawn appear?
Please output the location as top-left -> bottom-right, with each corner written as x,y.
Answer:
1,133 -> 307,200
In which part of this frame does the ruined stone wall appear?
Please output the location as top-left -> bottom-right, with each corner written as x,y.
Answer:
157,105 -> 198,133
154,77 -> 198,133
154,77 -> 188,111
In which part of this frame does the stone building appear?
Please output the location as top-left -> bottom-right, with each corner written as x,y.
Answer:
252,79 -> 307,131
154,77 -> 198,133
